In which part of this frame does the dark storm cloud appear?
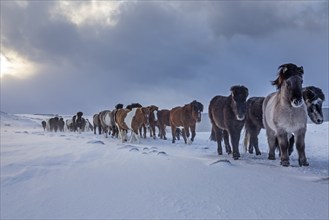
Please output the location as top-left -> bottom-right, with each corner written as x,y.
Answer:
1,1 -> 328,115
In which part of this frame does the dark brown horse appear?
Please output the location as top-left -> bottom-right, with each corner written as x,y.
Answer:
244,86 -> 325,156
209,85 -> 249,160
170,100 -> 204,144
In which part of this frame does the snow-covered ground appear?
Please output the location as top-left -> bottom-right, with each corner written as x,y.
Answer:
1,112 -> 328,219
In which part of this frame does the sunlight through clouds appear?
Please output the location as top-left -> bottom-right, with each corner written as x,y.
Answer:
0,51 -> 36,79
49,0 -> 121,26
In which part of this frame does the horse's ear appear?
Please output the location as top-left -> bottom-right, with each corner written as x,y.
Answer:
243,86 -> 249,97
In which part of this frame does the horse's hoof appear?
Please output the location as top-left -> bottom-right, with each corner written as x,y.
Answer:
217,150 -> 222,155
248,149 -> 254,154
233,152 -> 240,160
280,160 -> 290,167
256,151 -> 261,156
268,155 -> 275,160
299,159 -> 309,167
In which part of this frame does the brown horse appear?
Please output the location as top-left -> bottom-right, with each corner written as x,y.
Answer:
170,100 -> 204,144
115,107 -> 150,143
157,109 -> 170,140
141,105 -> 159,139
209,85 -> 249,160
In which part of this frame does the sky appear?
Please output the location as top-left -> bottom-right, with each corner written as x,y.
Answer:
1,0 -> 328,115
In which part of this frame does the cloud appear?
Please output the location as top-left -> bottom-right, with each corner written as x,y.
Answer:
1,1 -> 328,114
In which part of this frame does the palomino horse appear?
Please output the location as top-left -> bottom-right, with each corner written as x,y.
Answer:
263,63 -> 307,167
244,86 -> 325,156
115,107 -> 150,143
169,100 -> 204,144
209,85 -> 249,160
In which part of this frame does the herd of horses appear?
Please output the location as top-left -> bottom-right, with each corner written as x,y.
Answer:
41,63 -> 325,167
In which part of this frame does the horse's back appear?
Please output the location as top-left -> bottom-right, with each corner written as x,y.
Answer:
209,95 -> 227,127
246,97 -> 265,129
169,106 -> 183,127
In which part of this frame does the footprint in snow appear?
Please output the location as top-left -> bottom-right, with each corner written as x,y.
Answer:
209,159 -> 232,166
87,140 -> 105,145
129,147 -> 140,152
157,151 -> 167,156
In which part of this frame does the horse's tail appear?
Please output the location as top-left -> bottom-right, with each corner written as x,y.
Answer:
208,110 -> 217,142
210,128 -> 216,141
243,127 -> 249,153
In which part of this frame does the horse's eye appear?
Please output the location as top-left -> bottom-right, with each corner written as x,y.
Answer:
286,81 -> 291,88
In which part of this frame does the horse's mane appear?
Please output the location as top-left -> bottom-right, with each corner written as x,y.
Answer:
303,86 -> 325,101
271,63 -> 304,89
190,100 -> 204,112
126,103 -> 142,110
115,104 -> 124,109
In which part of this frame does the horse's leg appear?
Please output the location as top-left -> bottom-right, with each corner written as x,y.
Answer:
223,130 -> 232,154
213,126 -> 223,155
190,124 -> 196,143
171,125 -> 177,143
229,130 -> 240,160
266,129 -> 277,160
288,135 -> 294,156
277,133 -> 290,166
184,126 -> 191,144
250,127 -> 262,155
295,129 -> 309,166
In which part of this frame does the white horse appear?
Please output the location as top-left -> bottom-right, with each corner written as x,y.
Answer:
263,63 -> 308,167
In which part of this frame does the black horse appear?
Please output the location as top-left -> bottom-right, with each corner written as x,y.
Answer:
209,85 -> 249,160
73,112 -> 86,133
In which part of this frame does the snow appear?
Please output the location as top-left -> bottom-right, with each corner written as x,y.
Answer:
1,112 -> 328,219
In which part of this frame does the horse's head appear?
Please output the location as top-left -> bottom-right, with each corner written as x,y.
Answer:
272,63 -> 304,108
190,100 -> 204,122
115,103 -> 124,109
230,85 -> 249,121
140,107 -> 150,125
303,86 -> 325,124
77,111 -> 83,118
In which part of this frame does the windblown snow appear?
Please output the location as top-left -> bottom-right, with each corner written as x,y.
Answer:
1,112 -> 328,219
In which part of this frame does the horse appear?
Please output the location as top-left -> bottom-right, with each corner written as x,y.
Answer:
58,118 -> 65,132
263,63 -> 308,167
93,113 -> 102,134
140,105 -> 159,139
244,86 -> 325,156
41,121 -> 46,131
157,109 -> 170,140
98,110 -> 112,138
115,107 -> 150,143
169,100 -> 204,144
209,85 -> 249,160
48,116 -> 60,132
110,104 -> 124,138
73,112 -> 86,133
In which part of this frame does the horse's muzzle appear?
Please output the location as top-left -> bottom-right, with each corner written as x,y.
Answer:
291,99 -> 304,108
236,115 -> 245,121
